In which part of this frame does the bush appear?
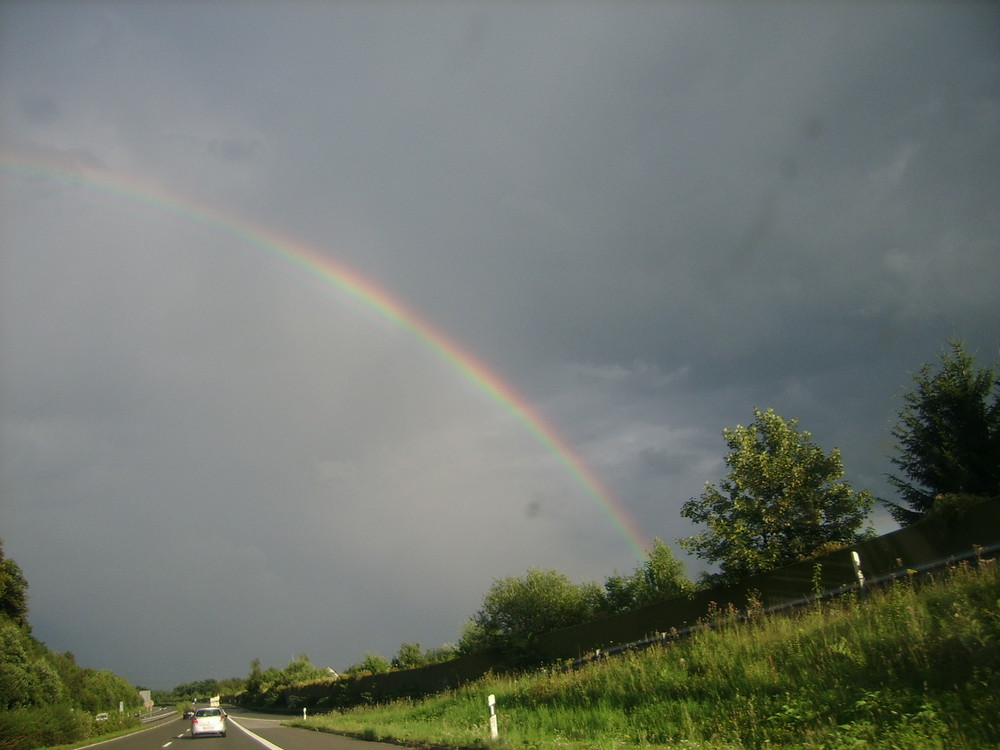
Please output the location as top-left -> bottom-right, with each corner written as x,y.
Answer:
458,568 -> 602,658
0,704 -> 92,750
347,652 -> 390,676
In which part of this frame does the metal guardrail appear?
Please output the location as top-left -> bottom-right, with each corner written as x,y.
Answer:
139,707 -> 177,723
568,541 -> 1000,670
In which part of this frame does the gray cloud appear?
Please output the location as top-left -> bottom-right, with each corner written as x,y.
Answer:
1,1 -> 998,687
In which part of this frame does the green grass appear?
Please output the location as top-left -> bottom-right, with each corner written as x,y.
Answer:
289,560 -> 1000,749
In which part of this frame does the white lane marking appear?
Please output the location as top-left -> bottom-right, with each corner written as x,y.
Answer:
228,718 -> 285,750
65,718 -> 182,750
163,743 -> 172,748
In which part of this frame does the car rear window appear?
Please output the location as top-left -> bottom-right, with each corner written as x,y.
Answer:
196,709 -> 222,716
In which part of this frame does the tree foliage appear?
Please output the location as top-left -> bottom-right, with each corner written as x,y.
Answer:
0,541 -> 29,628
456,547 -> 693,658
71,668 -> 139,713
0,542 -> 143,750
0,543 -> 67,712
244,658 -> 265,697
886,340 -> 1000,525
457,568 -> 602,657
601,538 -> 693,614
172,678 -> 221,701
679,408 -> 874,586
346,652 -> 390,676
391,642 -> 427,670
240,654 -> 325,697
0,620 -> 63,710
281,653 -> 328,683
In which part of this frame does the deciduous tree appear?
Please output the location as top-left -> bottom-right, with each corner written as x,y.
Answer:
679,408 -> 874,586
601,538 -> 693,614
391,642 -> 427,670
457,568 -> 602,657
347,652 -> 389,675
0,541 -> 28,628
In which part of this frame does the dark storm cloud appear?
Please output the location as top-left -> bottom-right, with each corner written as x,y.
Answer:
1,1 -> 997,687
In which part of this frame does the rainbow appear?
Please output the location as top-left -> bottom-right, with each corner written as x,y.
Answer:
1,149 -> 651,558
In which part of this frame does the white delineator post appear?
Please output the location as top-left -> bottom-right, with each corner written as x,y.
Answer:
488,694 -> 498,740
851,550 -> 865,588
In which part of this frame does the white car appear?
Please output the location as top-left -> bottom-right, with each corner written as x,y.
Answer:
191,707 -> 227,738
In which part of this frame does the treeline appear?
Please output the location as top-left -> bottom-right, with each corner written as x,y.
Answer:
231,339 -> 999,706
154,675 -> 246,708
447,340 -> 996,662
0,543 -> 143,750
234,539 -> 694,706
339,539 -> 691,674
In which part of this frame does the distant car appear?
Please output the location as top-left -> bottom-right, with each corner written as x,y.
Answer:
191,707 -> 227,738
183,710 -> 195,719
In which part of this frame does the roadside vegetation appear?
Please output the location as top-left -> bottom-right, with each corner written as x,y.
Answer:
291,559 -> 1000,749
3,339 -> 998,748
160,675 -> 246,711
0,542 -> 144,750
236,341 -> 1000,728
243,339 -> 1000,689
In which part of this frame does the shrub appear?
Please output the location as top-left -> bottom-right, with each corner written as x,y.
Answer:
0,704 -> 92,750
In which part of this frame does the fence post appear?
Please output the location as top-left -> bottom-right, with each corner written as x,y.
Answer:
488,694 -> 498,740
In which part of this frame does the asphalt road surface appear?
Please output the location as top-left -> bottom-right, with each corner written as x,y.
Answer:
87,710 -> 389,750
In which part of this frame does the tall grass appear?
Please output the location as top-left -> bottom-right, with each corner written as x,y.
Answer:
291,560 -> 999,749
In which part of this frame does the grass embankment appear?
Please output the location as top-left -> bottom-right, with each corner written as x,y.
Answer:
291,560 -> 999,749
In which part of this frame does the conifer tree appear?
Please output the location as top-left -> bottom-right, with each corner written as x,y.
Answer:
886,340 -> 1000,525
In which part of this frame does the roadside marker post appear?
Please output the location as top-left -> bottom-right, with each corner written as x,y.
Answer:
851,551 -> 865,588
488,694 -> 498,740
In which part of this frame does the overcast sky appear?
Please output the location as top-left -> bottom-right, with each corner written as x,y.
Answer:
1,1 -> 998,689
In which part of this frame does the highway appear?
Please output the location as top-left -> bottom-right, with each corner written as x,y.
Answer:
89,710 -> 385,750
